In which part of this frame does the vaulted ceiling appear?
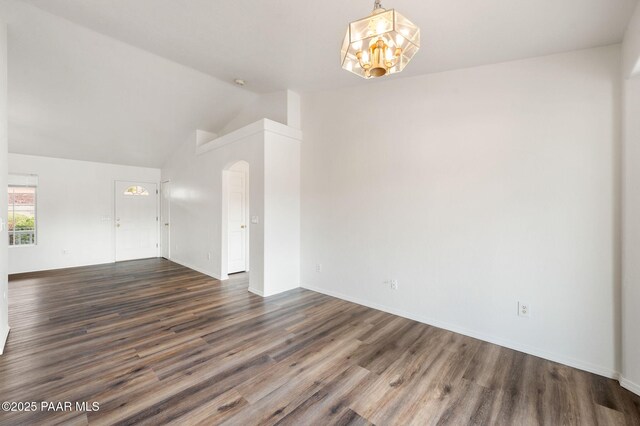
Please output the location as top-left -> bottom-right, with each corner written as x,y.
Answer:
2,1 -> 258,168
1,0 -> 638,167
23,0 -> 639,92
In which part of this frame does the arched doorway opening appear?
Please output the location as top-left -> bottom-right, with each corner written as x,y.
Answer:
221,161 -> 250,279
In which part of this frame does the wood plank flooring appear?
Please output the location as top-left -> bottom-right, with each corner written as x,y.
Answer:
0,258 -> 638,425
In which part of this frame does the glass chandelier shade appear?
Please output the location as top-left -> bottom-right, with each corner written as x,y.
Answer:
341,2 -> 420,79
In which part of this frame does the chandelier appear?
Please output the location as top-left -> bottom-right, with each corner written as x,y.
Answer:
341,0 -> 420,79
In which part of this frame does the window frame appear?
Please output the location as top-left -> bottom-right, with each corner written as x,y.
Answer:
8,183 -> 38,248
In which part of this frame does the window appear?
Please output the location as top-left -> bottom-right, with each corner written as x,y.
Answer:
123,185 -> 149,196
8,174 -> 38,246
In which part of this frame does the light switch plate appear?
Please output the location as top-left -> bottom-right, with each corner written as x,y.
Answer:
251,216 -> 259,224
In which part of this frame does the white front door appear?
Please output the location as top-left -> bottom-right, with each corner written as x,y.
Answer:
160,181 -> 170,259
227,170 -> 247,274
115,181 -> 158,261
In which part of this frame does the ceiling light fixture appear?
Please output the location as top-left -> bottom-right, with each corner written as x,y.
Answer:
341,0 -> 420,79
234,79 -> 246,86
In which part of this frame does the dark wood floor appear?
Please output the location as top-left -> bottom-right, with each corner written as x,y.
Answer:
0,259 -> 638,425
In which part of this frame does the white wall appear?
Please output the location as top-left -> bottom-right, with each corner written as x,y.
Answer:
219,90 -> 303,137
8,154 -> 160,274
301,45 -> 621,378
0,20 -> 9,353
624,4 -> 640,78
622,75 -> 640,395
162,130 -> 266,290
622,5 -> 640,395
162,120 -> 301,297
220,92 -> 288,136
263,132 -> 301,295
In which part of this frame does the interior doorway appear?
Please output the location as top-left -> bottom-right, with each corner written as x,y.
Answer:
160,181 -> 170,259
114,181 -> 158,261
223,161 -> 249,276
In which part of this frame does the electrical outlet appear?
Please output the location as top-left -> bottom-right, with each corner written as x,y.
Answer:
390,280 -> 398,290
316,264 -> 322,273
518,301 -> 530,318
207,252 -> 211,261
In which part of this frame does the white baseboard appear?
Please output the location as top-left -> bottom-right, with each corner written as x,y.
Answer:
9,260 -> 115,276
301,283 -> 618,380
0,326 -> 10,355
249,285 -> 303,298
620,377 -> 640,397
169,258 -> 223,281
248,287 -> 264,297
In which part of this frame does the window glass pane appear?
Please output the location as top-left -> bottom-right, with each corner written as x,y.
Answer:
8,185 -> 37,246
124,185 -> 149,196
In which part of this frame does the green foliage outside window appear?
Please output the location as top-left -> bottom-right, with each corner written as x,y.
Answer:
8,213 -> 36,245
8,213 -> 35,231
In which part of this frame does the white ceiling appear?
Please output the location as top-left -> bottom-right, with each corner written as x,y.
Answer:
1,1 -> 257,168
21,0 -> 640,92
1,0 -> 637,167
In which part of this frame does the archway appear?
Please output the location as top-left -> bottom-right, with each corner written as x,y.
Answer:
221,160 -> 250,280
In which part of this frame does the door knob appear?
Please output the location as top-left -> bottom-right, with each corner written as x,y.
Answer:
241,225 -> 246,229
164,223 -> 169,226
116,224 -> 121,227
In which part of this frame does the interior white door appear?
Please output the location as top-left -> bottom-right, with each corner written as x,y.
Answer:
115,181 -> 158,261
227,170 -> 247,274
160,181 -> 170,259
